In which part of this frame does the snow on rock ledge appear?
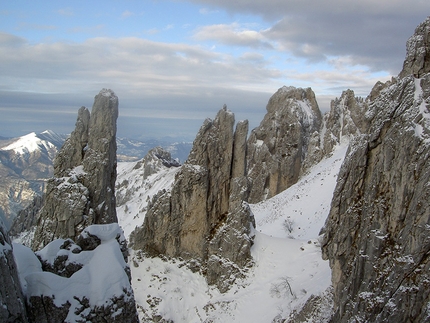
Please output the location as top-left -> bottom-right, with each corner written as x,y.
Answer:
14,223 -> 139,323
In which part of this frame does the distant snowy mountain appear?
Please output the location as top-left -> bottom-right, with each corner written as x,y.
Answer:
117,137 -> 192,162
1,131 -> 191,229
116,143 -> 348,322
0,130 -> 67,228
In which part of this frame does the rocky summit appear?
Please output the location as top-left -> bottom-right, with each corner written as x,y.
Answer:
130,106 -> 255,292
322,16 -> 430,323
246,86 -> 322,203
32,89 -> 119,250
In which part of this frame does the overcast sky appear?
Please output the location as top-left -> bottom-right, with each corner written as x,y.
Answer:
1,1 -> 429,141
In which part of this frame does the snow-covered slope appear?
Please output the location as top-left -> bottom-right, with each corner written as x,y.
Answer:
116,159 -> 180,238
118,143 -> 348,322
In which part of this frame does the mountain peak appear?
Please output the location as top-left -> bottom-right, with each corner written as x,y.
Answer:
399,15 -> 430,78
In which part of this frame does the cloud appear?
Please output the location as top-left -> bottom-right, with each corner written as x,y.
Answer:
199,8 -> 219,15
67,24 -> 105,34
184,0 -> 430,74
121,10 -> 135,19
16,23 -> 58,31
57,7 -> 74,16
0,33 -> 280,138
193,23 -> 274,49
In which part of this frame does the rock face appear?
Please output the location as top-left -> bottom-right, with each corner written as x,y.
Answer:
32,89 -> 119,250
321,89 -> 369,155
246,86 -> 322,203
131,107 -> 255,291
15,223 -> 139,323
399,16 -> 430,78
131,146 -> 180,181
322,17 -> 430,323
9,195 -> 43,245
0,222 -> 28,322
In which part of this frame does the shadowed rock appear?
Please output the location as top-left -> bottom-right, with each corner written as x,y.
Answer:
322,16 -> 430,323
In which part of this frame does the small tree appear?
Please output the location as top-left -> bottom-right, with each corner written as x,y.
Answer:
283,218 -> 294,233
270,276 -> 295,299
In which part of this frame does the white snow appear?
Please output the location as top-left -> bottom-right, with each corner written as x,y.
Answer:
0,132 -> 55,155
122,143 -> 348,322
251,143 -> 348,239
413,78 -> 430,143
298,100 -> 316,126
116,160 -> 179,238
13,223 -> 133,322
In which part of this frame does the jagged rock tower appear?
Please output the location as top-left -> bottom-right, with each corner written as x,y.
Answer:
32,89 -> 118,250
131,106 -> 255,292
246,86 -> 322,203
322,16 -> 430,322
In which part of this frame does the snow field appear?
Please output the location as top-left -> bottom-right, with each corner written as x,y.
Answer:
123,144 -> 348,322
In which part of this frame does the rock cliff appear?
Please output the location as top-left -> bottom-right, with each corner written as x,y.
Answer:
0,222 -> 28,322
322,16 -> 430,323
32,89 -> 119,250
246,86 -> 322,203
130,107 -> 255,291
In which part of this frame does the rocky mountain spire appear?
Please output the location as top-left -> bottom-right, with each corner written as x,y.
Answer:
130,106 -> 255,292
321,16 -> 430,322
246,86 -> 322,203
399,16 -> 430,78
32,89 -> 119,250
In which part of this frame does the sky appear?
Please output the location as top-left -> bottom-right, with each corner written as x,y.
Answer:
0,1 -> 429,141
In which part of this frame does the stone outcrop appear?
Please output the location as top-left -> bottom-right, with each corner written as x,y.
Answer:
321,89 -> 369,155
15,223 -> 139,323
32,89 -> 119,250
0,222 -> 28,322
132,146 -> 180,180
246,86 -> 322,203
9,195 -> 43,245
399,16 -> 430,78
322,16 -> 430,323
130,106 -> 255,291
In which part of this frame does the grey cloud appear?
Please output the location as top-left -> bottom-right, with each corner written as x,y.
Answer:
187,0 -> 430,73
0,34 -> 278,139
193,23 -> 274,49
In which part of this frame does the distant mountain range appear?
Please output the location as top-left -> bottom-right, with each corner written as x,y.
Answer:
0,130 -> 192,228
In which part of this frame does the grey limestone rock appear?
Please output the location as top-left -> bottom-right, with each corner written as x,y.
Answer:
321,89 -> 369,156
321,16 -> 430,323
32,89 -> 118,250
131,106 -> 255,291
399,16 -> 430,79
0,223 -> 28,323
246,86 -> 322,203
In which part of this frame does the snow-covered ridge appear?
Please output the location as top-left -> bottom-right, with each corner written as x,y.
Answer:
0,132 -> 56,155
